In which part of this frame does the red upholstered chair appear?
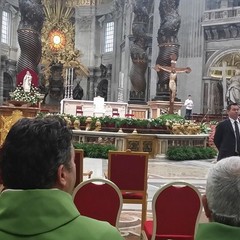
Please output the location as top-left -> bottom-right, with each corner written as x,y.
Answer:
76,105 -> 83,116
112,108 -> 120,117
108,150 -> 149,230
74,149 -> 92,187
142,181 -> 202,240
72,178 -> 123,228
125,113 -> 134,118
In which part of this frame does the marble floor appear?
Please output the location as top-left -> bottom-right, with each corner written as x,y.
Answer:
83,156 -> 214,239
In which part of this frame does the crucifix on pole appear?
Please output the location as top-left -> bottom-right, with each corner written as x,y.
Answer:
154,54 -> 191,114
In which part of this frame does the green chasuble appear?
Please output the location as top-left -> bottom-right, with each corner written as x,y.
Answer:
0,189 -> 124,240
196,222 -> 240,240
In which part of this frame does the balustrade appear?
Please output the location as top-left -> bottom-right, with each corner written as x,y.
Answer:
72,130 -> 209,158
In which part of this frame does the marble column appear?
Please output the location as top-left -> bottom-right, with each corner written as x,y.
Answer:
88,67 -> 96,100
129,0 -> 150,104
17,0 -> 44,74
0,0 -> 6,104
154,0 -> 181,101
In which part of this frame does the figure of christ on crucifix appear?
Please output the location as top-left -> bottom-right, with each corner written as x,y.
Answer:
154,54 -> 191,114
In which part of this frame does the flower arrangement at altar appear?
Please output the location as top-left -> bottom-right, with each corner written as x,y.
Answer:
10,85 -> 41,105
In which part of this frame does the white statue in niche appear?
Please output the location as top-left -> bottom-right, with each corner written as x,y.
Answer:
22,71 -> 32,92
226,69 -> 240,104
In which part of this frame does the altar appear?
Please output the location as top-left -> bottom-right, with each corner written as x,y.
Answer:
60,98 -> 128,117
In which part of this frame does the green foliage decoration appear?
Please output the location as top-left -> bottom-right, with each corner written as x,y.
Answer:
73,142 -> 117,159
166,146 -> 217,161
158,114 -> 184,124
36,113 -> 212,134
11,85 -> 40,104
200,122 -> 211,134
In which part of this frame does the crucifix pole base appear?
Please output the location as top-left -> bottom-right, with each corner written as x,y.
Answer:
148,100 -> 183,118
169,101 -> 174,114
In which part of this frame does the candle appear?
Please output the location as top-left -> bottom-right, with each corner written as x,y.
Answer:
68,68 -> 70,98
65,68 -> 68,98
71,68 -> 73,99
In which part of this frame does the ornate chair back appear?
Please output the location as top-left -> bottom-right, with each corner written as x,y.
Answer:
108,150 -> 149,229
73,178 -> 123,228
112,108 -> 120,117
76,105 -> 83,116
142,181 -> 202,240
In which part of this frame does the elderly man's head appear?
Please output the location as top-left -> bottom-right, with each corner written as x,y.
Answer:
203,157 -> 240,227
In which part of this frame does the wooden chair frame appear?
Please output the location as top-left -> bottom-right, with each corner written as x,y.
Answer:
142,181 -> 202,240
74,149 -> 93,187
108,150 -> 149,230
72,178 -> 123,228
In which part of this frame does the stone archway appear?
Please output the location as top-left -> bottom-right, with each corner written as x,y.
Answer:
205,49 -> 240,113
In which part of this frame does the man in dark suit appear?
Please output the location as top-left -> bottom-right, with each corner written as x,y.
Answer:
214,103 -> 240,161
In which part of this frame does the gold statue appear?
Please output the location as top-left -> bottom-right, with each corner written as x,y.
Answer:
94,119 -> 101,131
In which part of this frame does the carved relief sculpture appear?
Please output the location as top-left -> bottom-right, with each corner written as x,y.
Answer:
155,0 -> 181,103
129,0 -> 150,102
44,63 -> 64,105
17,0 -> 44,74
73,82 -> 84,100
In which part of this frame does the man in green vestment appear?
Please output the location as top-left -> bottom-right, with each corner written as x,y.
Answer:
0,116 -> 123,240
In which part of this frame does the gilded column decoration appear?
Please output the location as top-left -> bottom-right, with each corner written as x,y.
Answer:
0,110 -> 23,145
155,0 -> 181,101
17,0 -> 44,73
129,0 -> 150,103
41,0 -> 89,105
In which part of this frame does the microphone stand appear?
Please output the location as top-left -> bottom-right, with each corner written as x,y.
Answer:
201,109 -> 210,124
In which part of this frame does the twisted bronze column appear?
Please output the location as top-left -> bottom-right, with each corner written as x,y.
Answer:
17,0 -> 44,74
129,0 -> 150,103
155,0 -> 181,101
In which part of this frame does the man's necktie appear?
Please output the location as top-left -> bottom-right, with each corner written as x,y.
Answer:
234,121 -> 240,154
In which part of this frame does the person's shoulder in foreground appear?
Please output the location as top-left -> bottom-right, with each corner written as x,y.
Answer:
196,222 -> 240,240
0,189 -> 123,240
196,156 -> 240,240
0,116 -> 123,240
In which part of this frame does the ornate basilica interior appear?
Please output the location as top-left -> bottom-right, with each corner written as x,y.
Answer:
1,0 -> 240,115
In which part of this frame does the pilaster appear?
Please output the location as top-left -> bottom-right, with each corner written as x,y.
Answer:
0,0 -> 6,104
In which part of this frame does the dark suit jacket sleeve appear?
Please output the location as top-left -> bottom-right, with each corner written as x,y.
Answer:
214,121 -> 224,150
